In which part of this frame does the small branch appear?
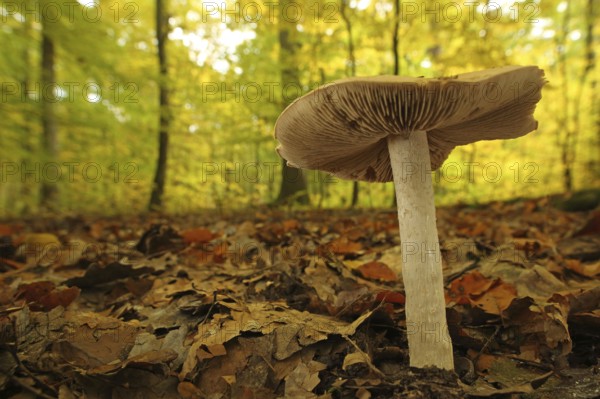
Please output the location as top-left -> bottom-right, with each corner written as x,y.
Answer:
342,335 -> 386,379
472,325 -> 500,364
9,375 -> 57,399
2,343 -> 58,398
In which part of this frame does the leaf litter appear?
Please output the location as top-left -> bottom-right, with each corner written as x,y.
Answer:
0,196 -> 599,398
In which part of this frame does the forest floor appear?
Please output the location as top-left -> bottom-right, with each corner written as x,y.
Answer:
0,192 -> 599,398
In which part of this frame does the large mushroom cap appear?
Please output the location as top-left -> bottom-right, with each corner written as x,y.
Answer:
275,65 -> 546,182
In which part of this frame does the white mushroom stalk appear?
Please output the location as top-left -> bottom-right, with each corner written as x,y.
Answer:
388,131 -> 453,370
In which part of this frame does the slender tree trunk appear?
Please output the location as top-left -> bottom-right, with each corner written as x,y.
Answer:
149,0 -> 171,210
276,0 -> 309,205
340,0 -> 356,78
390,0 -> 401,207
392,0 -> 400,75
556,2 -> 573,193
340,0 -> 360,208
572,0 -> 596,184
591,0 -> 600,176
20,2 -> 35,214
40,2 -> 58,211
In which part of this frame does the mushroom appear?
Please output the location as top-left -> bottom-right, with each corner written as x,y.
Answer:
274,66 -> 545,370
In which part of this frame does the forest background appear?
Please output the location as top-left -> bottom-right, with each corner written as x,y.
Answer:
0,0 -> 598,216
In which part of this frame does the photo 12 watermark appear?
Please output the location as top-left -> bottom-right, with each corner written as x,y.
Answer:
199,161 -> 338,184
197,79 -> 545,106
1,82 -> 138,104
1,1 -> 139,24
397,1 -> 540,24
393,160 -> 540,185
194,161 -> 539,185
197,1 -> 539,25
200,1 -> 339,23
0,162 -> 140,184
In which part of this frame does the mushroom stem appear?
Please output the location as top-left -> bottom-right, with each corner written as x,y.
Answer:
388,131 -> 454,370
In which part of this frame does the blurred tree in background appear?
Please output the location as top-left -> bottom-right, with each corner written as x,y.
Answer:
0,0 -> 598,216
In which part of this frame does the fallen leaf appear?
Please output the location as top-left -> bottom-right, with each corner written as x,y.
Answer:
446,271 -> 495,305
447,271 -> 517,314
326,237 -> 363,255
573,210 -> 600,236
374,290 -> 405,305
16,233 -> 62,267
464,356 -> 553,397
65,261 -> 154,288
88,349 -> 178,375
470,281 -> 518,315
282,219 -> 300,232
177,381 -> 203,399
342,352 -> 368,371
15,281 -> 80,311
356,261 -> 397,282
181,228 -> 215,244
564,259 -> 600,277
285,361 -> 324,398
0,224 -> 16,236
557,236 -> 600,261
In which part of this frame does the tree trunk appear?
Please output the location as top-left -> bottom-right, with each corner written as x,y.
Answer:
392,0 -> 400,75
556,1 -> 574,193
149,0 -> 171,210
340,0 -> 360,208
40,2 -> 58,211
390,0 -> 401,207
275,0 -> 309,205
20,2 -> 35,214
590,0 -> 600,177
572,0 -> 596,185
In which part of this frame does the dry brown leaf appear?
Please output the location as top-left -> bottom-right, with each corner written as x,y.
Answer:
181,228 -> 215,244
356,387 -> 372,399
446,271 -> 495,305
446,271 -> 517,314
180,302 -> 372,379
511,238 -> 545,257
0,224 -> 17,236
15,281 -> 80,312
564,259 -> 600,277
490,222 -> 513,244
16,233 -> 62,267
283,219 -> 300,232
0,258 -> 24,270
285,361 -> 324,398
88,349 -> 178,375
457,221 -> 488,237
177,381 -> 203,399
326,237 -> 363,255
342,352 -> 368,371
470,281 -> 518,315
356,261 -> 397,282
374,290 -> 405,305
194,342 -> 251,397
573,210 -> 600,237
465,356 -> 553,397
502,297 -> 572,365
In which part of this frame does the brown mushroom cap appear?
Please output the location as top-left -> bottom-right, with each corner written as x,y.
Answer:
275,65 -> 546,182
